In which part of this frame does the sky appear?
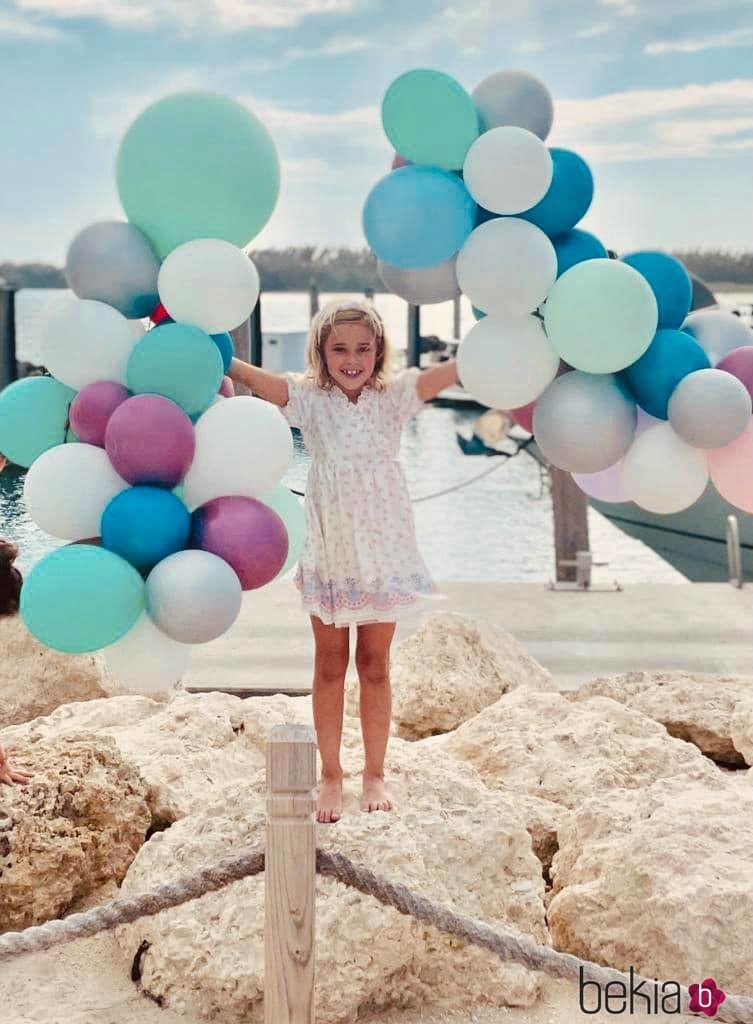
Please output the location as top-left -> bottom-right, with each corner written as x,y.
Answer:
0,0 -> 751,263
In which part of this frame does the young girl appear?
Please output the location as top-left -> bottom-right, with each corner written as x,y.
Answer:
229,300 -> 458,823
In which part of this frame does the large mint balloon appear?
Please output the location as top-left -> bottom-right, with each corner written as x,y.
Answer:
116,92 -> 280,258
382,69 -> 480,171
21,545 -> 144,653
65,220 -> 160,318
127,323 -> 223,416
0,376 -> 76,468
259,485 -> 307,578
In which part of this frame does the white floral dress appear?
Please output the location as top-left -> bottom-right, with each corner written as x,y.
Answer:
281,367 -> 440,627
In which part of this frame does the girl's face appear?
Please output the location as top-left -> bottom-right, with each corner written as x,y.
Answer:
323,322 -> 378,396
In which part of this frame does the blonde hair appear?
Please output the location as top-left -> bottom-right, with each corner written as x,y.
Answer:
305,299 -> 395,390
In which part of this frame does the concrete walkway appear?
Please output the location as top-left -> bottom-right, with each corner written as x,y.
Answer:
185,581 -> 753,694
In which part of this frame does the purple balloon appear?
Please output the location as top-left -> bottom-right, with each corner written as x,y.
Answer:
190,496 -> 288,590
717,347 -> 753,400
70,381 -> 130,447
105,394 -> 195,487
572,405 -> 662,502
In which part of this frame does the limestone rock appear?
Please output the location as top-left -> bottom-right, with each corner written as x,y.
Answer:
571,669 -> 753,766
547,774 -> 753,996
0,736 -> 150,931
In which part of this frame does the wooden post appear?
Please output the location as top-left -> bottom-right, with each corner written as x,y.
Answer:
550,467 -> 590,583
265,724 -> 317,1024
309,281 -> 319,320
0,284 -> 17,391
407,304 -> 421,368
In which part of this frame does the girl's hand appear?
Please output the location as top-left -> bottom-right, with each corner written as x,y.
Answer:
0,746 -> 32,786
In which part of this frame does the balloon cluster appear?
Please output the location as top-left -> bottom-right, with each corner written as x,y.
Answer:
364,69 -> 753,516
0,92 -> 306,691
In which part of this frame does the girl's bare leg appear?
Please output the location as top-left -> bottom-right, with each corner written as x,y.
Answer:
310,615 -> 349,823
355,621 -> 396,812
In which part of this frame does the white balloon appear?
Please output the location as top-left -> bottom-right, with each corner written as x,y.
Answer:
456,218 -> 557,316
104,611 -> 192,694
463,127 -> 552,215
158,239 -> 260,334
457,315 -> 559,409
622,422 -> 709,514
183,396 -> 293,510
23,443 -> 128,540
682,308 -> 753,367
40,295 -> 142,390
146,550 -> 242,644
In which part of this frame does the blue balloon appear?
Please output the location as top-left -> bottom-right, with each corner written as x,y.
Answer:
472,305 -> 487,321
0,376 -> 77,468
620,251 -> 693,330
519,149 -> 593,238
20,545 -> 144,653
211,332 -> 234,373
363,166 -> 476,269
127,322 -> 223,416
621,328 -> 711,419
553,229 -> 608,278
102,486 -> 191,574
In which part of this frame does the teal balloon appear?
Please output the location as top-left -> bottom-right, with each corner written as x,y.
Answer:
21,545 -> 144,653
544,259 -> 658,374
382,69 -> 480,171
127,323 -> 223,416
259,485 -> 306,578
0,376 -> 77,468
116,91 -> 280,259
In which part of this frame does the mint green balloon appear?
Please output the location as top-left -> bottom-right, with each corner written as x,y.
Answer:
544,259 -> 658,374
259,485 -> 306,578
116,92 -> 280,258
21,545 -> 144,653
0,376 -> 77,468
127,323 -> 223,416
382,69 -> 480,171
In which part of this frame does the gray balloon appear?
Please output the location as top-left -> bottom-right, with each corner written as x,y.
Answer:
668,368 -> 752,449
472,70 -> 554,141
146,550 -> 242,644
533,371 -> 637,473
377,257 -> 461,305
682,308 -> 753,367
65,220 -> 160,319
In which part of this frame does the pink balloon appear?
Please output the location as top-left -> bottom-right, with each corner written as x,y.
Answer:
708,418 -> 753,512
391,153 -> 410,170
190,496 -> 288,590
105,394 -> 195,487
219,375 -> 234,398
70,381 -> 130,447
716,347 -> 753,400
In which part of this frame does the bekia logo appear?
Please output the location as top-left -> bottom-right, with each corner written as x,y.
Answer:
579,967 -> 727,1017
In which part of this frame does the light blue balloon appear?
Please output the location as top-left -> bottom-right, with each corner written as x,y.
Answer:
259,485 -> 306,578
0,376 -> 77,469
552,229 -> 608,278
65,220 -> 160,318
363,166 -> 476,270
210,332 -> 234,373
519,149 -> 593,238
21,545 -> 144,653
621,251 -> 693,330
127,323 -> 223,416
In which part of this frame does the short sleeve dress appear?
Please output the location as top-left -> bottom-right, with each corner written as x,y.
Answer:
280,367 -> 440,627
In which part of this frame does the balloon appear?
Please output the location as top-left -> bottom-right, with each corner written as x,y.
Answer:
621,328 -> 710,419
65,221 -> 160,319
104,612 -> 192,694
377,256 -> 460,305
472,70 -> 554,140
116,91 -> 279,258
190,495 -> 287,590
553,229 -> 608,278
259,485 -> 307,578
158,239 -> 260,334
381,69 -> 479,171
391,153 -> 410,169
682,308 -> 753,366
456,218 -> 556,316
509,360 -> 571,433
457,315 -> 560,409
105,393 -> 195,487
622,422 -> 708,514
533,372 -> 637,473
462,127 -> 552,215
40,295 -> 142,390
667,368 -> 751,449
146,549 -> 242,643
183,396 -> 293,509
0,376 -> 77,468
472,305 -> 486,321
621,251 -> 692,330
544,259 -> 658,373
572,461 -> 627,504
21,545 -> 144,654
23,443 -> 128,540
69,381 -> 130,448
519,149 -> 593,237
716,346 -> 753,399
102,486 -> 191,574
363,166 -> 476,270
219,375 -> 235,398
127,323 -> 223,416
212,332 -> 234,373
151,302 -> 172,325
708,419 -> 753,513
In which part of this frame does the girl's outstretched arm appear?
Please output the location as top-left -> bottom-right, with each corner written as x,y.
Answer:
228,358 -> 290,407
416,358 -> 460,403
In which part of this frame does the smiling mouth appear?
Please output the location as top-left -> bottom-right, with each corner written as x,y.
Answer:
341,369 -> 363,378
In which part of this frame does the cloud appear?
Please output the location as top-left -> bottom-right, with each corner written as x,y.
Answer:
0,8 -> 67,38
576,23 -> 610,39
598,0 -> 637,15
645,26 -> 753,55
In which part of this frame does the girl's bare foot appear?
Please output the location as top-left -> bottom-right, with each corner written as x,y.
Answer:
361,773 -> 393,813
316,774 -> 343,824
